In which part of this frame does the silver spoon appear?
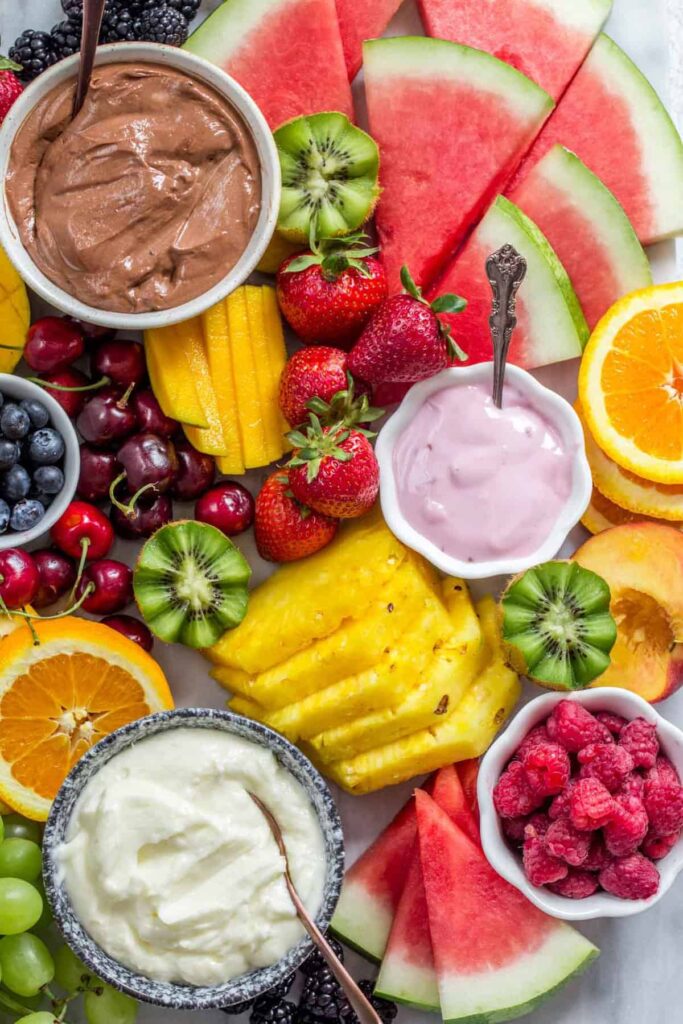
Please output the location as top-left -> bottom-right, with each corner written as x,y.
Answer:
249,793 -> 382,1024
73,0 -> 107,118
486,244 -> 527,408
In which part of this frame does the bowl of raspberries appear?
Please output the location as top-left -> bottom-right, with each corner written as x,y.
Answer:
478,690 -> 683,919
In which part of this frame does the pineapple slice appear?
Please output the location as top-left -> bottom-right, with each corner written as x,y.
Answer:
202,301 -> 244,474
309,578 -> 485,762
215,556 -> 439,709
229,695 -> 268,721
210,664 -> 253,698
207,513 -> 408,674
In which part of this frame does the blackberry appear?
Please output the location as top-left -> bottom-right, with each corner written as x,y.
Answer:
51,20 -> 82,61
101,7 -> 139,43
61,0 -> 127,24
136,6 -> 189,46
9,30 -> 58,82
298,967 -> 352,1022
167,0 -> 202,20
221,996 -> 255,1016
264,973 -> 295,1001
250,997 -> 297,1024
357,980 -> 398,1024
300,936 -> 344,976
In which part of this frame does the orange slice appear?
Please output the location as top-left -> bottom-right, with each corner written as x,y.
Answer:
579,283 -> 683,484
581,487 -> 683,536
0,609 -> 36,641
576,401 -> 683,521
0,617 -> 173,820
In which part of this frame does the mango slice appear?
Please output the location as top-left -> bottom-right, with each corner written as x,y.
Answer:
144,325 -> 209,428
0,247 -> 29,373
227,288 -> 269,469
202,302 -> 244,473
179,318 -> 229,456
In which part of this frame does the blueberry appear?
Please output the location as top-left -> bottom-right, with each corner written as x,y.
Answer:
32,465 -> 64,495
10,498 -> 45,533
28,428 -> 65,466
0,403 -> 31,440
29,489 -> 54,509
0,439 -> 19,471
0,499 -> 9,534
20,398 -> 49,430
0,465 -> 30,502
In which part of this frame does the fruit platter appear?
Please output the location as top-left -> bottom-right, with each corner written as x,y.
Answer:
0,0 -> 681,1022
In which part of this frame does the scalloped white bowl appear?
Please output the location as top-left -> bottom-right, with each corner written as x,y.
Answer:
478,689 -> 683,920
375,363 -> 592,580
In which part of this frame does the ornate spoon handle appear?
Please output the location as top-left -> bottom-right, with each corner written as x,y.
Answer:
486,244 -> 527,408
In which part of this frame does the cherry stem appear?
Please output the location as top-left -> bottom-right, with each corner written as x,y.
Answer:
117,382 -> 135,409
109,473 -> 155,518
0,343 -> 23,351
28,374 -> 110,393
0,583 -> 96,628
67,536 -> 91,606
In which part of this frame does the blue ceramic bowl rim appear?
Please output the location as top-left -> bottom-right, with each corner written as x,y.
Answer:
42,707 -> 345,1010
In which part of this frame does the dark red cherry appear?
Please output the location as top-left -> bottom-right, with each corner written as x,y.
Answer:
77,446 -> 120,503
37,368 -> 92,418
24,317 -> 85,373
0,549 -> 40,609
76,386 -> 136,447
32,549 -> 77,609
116,434 -> 178,496
76,558 -> 133,615
102,614 -> 154,652
171,440 -> 215,501
110,491 -> 173,539
91,339 -> 146,388
132,389 -> 178,437
66,317 -> 115,343
195,482 -> 255,536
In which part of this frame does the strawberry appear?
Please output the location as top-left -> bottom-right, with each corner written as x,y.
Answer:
348,265 -> 467,385
254,471 -> 338,563
276,234 -> 387,348
279,346 -> 383,431
0,59 -> 23,125
287,417 -> 379,519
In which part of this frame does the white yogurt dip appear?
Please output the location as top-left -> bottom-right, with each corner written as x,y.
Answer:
56,728 -> 327,986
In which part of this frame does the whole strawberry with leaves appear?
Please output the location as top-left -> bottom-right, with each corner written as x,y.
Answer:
0,57 -> 23,125
276,234 -> 388,348
254,470 -> 338,563
287,415 -> 379,519
348,265 -> 467,384
279,346 -> 383,431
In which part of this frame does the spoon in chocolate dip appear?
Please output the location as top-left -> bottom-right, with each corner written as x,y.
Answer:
73,0 -> 107,117
249,792 -> 383,1024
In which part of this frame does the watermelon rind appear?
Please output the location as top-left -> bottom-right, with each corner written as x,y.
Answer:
334,0 -> 403,79
186,0 -> 277,63
329,877 -> 387,962
376,949 -> 440,1013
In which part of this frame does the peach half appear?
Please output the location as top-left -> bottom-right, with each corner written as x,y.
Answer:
573,522 -> 683,703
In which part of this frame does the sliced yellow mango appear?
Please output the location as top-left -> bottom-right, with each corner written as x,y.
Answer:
144,326 -> 208,428
179,319 -> 228,456
256,231 -> 300,274
261,285 -> 291,440
245,286 -> 284,463
0,247 -> 29,373
227,289 -> 269,468
202,301 -> 244,473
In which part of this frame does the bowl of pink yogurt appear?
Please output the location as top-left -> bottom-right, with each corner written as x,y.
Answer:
376,363 -> 592,580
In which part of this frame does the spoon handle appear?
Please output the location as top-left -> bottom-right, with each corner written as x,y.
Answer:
486,243 -> 527,408
73,0 -> 107,117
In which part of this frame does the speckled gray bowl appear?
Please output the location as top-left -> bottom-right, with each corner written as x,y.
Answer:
42,707 -> 345,1011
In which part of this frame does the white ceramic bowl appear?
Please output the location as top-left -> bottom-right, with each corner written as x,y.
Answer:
478,688 -> 683,920
0,44 -> 281,330
0,373 -> 78,550
375,362 -> 592,580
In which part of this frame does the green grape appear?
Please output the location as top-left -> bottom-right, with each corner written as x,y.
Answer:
0,816 -> 5,845
29,881 -> 51,933
1,818 -> 41,846
0,880 -> 42,934
14,1015 -> 58,1024
0,841 -> 41,883
0,933 -> 54,997
2,991 -> 41,1011
53,945 -> 91,994
84,984 -> 137,1024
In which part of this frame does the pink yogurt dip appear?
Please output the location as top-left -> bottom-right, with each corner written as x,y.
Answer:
392,381 -> 577,563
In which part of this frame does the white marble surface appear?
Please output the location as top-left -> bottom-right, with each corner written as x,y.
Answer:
1,2 -> 682,1023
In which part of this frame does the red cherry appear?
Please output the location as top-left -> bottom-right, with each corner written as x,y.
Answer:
32,549 -> 77,609
132,389 -> 178,437
37,368 -> 92,418
76,386 -> 137,447
78,446 -> 120,503
116,434 -> 178,496
110,492 -> 172,539
102,614 -> 154,652
0,549 -> 39,609
91,339 -> 146,388
51,501 -> 114,560
76,559 -> 133,614
24,317 -> 85,373
66,317 -> 115,343
171,440 -> 215,501
195,482 -> 255,536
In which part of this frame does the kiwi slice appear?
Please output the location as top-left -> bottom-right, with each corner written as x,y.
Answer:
274,112 -> 380,241
133,521 -> 251,649
501,561 -> 617,690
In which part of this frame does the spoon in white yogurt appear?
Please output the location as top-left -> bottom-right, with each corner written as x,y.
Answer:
249,793 -> 383,1024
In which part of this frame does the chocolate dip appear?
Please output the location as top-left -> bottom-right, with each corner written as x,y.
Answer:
6,63 -> 262,314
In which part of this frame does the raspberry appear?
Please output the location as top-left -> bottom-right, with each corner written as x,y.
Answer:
603,794 -> 649,857
502,816 -> 529,845
647,755 -> 680,787
493,761 -> 543,819
618,772 -> 645,799
619,718 -> 659,769
595,711 -> 628,736
546,700 -> 612,752
578,742 -> 634,792
547,869 -> 600,899
514,724 -> 550,761
582,835 -> 612,872
524,812 -> 551,840
544,818 -> 591,866
599,853 -> 660,900
549,780 -> 577,820
523,834 -> 568,887
643,777 -> 683,837
641,828 -> 680,861
521,741 -> 570,797
570,778 -> 615,831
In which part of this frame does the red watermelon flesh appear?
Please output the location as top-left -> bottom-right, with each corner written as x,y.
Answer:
418,0 -> 611,101
185,0 -> 353,129
509,34 -> 683,245
416,791 -> 599,1023
456,758 -> 480,822
334,0 -> 403,80
363,37 -> 553,293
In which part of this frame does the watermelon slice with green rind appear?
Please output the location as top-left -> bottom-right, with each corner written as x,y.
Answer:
418,0 -> 611,100
416,791 -> 599,1024
507,144 -> 652,329
510,34 -> 683,244
363,36 -> 554,293
185,0 -> 353,129
334,0 -> 403,80
429,196 -> 589,369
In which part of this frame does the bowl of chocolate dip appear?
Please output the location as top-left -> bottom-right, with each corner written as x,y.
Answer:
0,44 -> 280,329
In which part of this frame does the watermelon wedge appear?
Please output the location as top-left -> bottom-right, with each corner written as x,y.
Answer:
334,0 -> 403,80
416,791 -> 599,1023
376,768 -> 478,1012
429,196 -> 589,369
363,37 -> 553,293
185,0 -> 353,129
418,0 -> 611,101
509,34 -> 683,244
456,758 -> 480,821
507,145 -> 652,329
